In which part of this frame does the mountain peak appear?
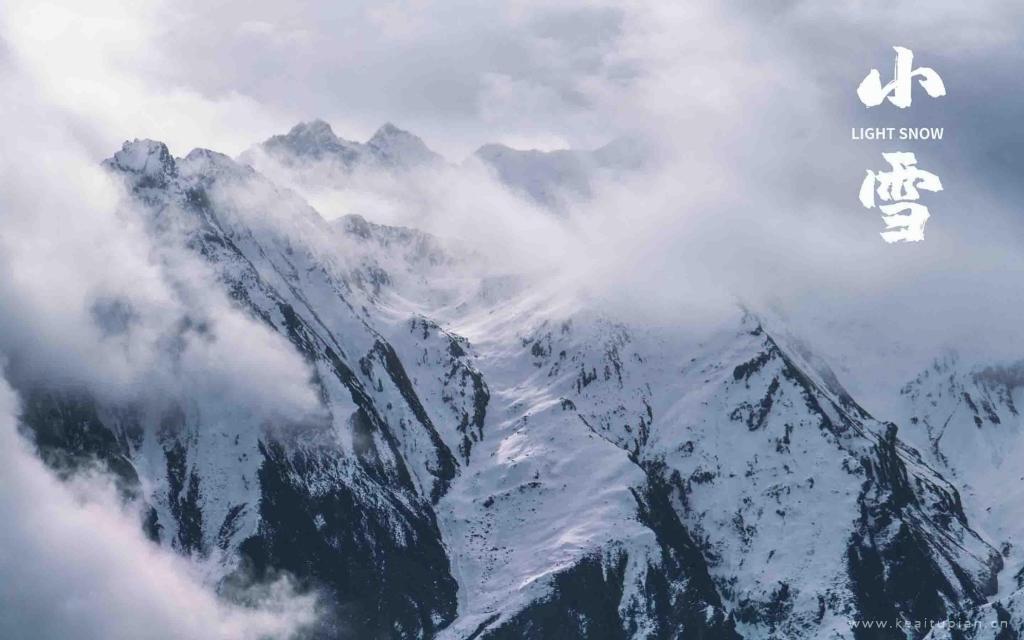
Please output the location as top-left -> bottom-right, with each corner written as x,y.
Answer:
253,119 -> 442,171
107,139 -> 176,177
369,122 -> 402,139
278,118 -> 346,148
103,139 -> 177,187
474,142 -> 514,158
261,119 -> 358,162
367,122 -> 440,168
286,119 -> 338,142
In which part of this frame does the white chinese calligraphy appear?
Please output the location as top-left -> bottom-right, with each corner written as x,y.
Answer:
859,152 -> 943,243
858,46 -> 946,109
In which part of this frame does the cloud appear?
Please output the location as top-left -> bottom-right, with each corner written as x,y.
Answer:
147,0 -> 1024,390
1,0 -> 1023,497
0,0 -> 289,158
0,36 -> 326,638
0,52 -> 320,420
0,374 -> 317,640
0,0 -> 639,158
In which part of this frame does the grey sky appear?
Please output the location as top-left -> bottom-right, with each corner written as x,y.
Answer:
3,0 -> 1023,372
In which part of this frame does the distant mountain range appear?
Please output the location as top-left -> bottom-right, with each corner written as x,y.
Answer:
244,119 -> 647,211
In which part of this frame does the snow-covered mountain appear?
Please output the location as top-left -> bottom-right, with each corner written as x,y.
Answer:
14,131 -> 1024,640
249,119 -> 443,172
246,119 -> 645,215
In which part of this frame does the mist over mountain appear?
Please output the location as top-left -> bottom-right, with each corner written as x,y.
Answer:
4,1 -> 1024,639
473,137 -> 647,210
242,118 -> 648,218
2,123 -> 1023,639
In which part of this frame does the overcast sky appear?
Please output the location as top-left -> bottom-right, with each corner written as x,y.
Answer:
1,0 -> 1022,395
0,0 -> 1017,159
1,0 -> 1023,403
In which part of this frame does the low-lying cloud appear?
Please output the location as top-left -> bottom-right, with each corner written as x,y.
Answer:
0,374 -> 317,640
0,30 -> 323,639
0,57 -> 320,420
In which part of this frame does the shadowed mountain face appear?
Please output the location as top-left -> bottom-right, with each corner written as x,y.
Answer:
473,137 -> 646,210
12,133 -> 1024,640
